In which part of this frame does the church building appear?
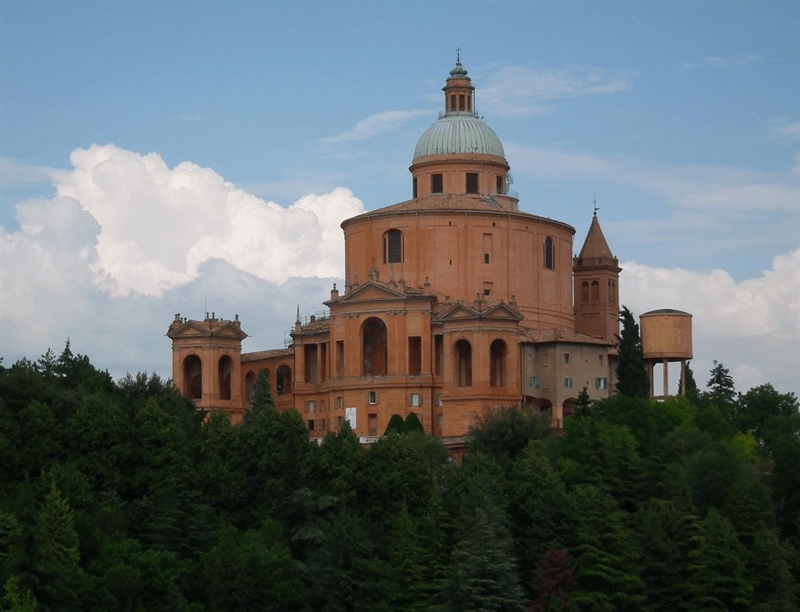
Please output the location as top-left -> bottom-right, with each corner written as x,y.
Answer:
167,57 -> 622,442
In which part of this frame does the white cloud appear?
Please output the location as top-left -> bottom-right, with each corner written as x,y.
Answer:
682,55 -> 761,70
621,250 -> 800,396
320,110 -> 430,144
43,144 -> 365,296
0,157 -> 57,187
771,121 -> 800,139
478,65 -> 632,118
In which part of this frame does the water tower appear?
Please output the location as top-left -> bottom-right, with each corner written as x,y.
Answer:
640,309 -> 693,399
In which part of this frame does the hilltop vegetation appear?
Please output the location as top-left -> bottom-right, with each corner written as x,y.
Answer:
0,345 -> 798,610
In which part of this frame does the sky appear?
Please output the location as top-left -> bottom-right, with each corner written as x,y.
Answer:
1,1 -> 798,398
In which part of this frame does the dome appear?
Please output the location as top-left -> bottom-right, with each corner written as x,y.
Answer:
413,114 -> 505,160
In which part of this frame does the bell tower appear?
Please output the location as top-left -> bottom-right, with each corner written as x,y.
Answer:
167,312 -> 248,421
573,209 -> 621,343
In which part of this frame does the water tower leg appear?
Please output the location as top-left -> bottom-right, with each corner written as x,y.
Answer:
662,358 -> 669,399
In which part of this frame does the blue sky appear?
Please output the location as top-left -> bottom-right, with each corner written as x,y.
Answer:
1,2 -> 798,396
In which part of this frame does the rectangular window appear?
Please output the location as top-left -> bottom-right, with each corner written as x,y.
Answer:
412,177 -> 418,199
384,229 -> 403,263
595,377 -> 609,390
564,377 -> 573,389
305,401 -> 315,413
368,391 -> 377,405
482,233 -> 492,263
529,376 -> 539,388
337,416 -> 343,428
459,94 -> 465,111
437,394 -> 443,407
563,353 -> 571,365
484,253 -> 490,264
466,173 -> 479,194
368,413 -> 378,436
337,396 -> 344,409
431,173 -> 443,193
483,282 -> 492,296
496,175 -> 503,194
437,413 -> 443,426
308,419 -> 315,431
450,94 -> 456,112
598,354 -> 604,366
408,336 -> 422,376
410,393 -> 421,407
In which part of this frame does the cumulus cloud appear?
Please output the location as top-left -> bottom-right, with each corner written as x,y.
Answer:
320,110 -> 431,144
621,250 -> 800,396
478,65 -> 632,118
45,144 -> 365,296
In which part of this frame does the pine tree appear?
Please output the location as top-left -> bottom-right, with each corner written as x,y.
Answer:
439,504 -> 527,612
576,387 -> 592,417
249,369 -> 274,415
615,306 -> 649,399
707,361 -> 735,403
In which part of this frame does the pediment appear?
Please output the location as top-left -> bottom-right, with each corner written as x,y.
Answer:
481,302 -> 524,321
167,320 -> 248,340
339,281 -> 408,303
437,300 -> 523,323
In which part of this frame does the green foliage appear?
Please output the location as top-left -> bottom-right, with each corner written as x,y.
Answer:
404,411 -> 424,433
1,347 -> 798,610
469,404 -> 551,466
384,413 -> 405,435
615,306 -> 649,399
248,369 -> 274,414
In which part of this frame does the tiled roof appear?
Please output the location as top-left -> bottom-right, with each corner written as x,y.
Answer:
241,347 -> 294,362
577,214 -> 615,261
518,328 -> 614,346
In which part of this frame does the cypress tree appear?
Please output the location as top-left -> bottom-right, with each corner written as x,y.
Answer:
615,306 -> 649,399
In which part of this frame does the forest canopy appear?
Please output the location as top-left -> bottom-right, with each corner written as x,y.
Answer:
0,344 -> 798,611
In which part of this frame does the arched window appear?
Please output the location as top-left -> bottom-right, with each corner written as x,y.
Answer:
490,339 -> 507,387
218,356 -> 232,400
562,398 -> 576,418
276,365 -> 292,396
454,339 -> 472,387
543,237 -> 555,270
580,281 -> 589,302
591,280 -> 600,301
183,355 -> 202,399
362,317 -> 388,376
383,229 -> 403,264
245,370 -> 257,403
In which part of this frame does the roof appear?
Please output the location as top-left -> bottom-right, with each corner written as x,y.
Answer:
518,328 -> 614,346
413,114 -> 505,160
641,309 -> 692,316
577,214 -> 615,261
241,347 -> 294,362
343,193 -> 574,232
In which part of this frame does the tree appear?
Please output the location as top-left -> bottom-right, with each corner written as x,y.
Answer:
468,404 -> 551,467
439,504 -> 527,612
384,414 -> 405,435
615,306 -> 648,399
706,361 -> 736,419
576,387 -> 592,417
249,369 -> 274,415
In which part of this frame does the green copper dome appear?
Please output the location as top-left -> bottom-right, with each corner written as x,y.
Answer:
413,114 -> 505,160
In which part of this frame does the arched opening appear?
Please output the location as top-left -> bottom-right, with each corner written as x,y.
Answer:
489,339 -> 507,387
276,365 -> 292,396
562,398 -> 577,418
218,356 -> 232,400
537,398 -> 553,413
183,355 -> 202,400
543,237 -> 555,270
245,370 -> 257,403
383,229 -> 403,264
580,281 -> 589,302
591,280 -> 600,301
454,339 -> 472,387
362,317 -> 388,376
